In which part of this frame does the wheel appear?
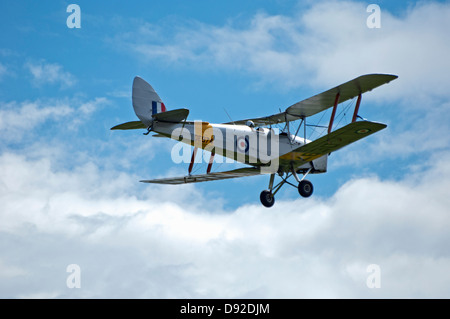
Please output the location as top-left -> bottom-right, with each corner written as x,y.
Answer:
298,180 -> 314,198
260,190 -> 275,207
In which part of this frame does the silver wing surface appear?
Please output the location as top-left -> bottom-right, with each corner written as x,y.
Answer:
140,167 -> 266,185
228,74 -> 398,126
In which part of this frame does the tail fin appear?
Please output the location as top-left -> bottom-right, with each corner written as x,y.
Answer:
132,76 -> 167,126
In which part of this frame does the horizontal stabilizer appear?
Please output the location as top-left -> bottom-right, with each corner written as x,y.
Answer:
111,121 -> 146,130
152,108 -> 189,123
140,167 -> 265,185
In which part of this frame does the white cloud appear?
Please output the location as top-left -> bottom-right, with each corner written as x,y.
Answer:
298,1 -> 450,100
1,146 -> 450,298
0,100 -> 72,142
24,60 -> 77,88
0,97 -> 108,142
123,1 -> 450,100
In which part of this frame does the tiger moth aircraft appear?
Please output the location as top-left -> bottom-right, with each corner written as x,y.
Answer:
111,74 -> 398,207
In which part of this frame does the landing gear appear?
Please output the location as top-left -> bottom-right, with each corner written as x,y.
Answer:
259,168 -> 315,207
298,180 -> 313,198
260,190 -> 275,208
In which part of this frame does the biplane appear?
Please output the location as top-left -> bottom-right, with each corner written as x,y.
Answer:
112,74 -> 398,207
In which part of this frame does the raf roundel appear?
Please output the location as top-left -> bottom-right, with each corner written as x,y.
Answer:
236,136 -> 249,153
355,128 -> 372,134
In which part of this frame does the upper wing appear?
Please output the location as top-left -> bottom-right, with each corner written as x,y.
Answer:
228,74 -> 398,126
140,167 -> 266,185
279,120 -> 387,165
285,74 -> 397,118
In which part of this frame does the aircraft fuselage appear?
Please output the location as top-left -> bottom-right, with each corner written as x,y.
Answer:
152,121 -> 327,174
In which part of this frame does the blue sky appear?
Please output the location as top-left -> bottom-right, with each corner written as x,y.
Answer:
1,0 -> 450,298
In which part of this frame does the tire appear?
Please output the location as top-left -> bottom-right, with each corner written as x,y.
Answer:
298,180 -> 314,198
260,190 -> 275,208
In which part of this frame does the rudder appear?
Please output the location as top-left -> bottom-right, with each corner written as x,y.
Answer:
132,76 -> 167,126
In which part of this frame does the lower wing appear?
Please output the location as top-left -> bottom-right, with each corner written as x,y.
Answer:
140,167 -> 266,185
280,120 -> 387,165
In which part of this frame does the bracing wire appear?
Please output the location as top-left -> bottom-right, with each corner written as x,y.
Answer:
307,97 -> 356,141
334,98 -> 355,129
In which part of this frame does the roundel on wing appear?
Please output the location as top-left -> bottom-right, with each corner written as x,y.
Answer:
355,128 -> 372,134
236,136 -> 249,153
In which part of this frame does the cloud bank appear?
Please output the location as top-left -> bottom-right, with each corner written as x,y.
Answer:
1,146 -> 450,298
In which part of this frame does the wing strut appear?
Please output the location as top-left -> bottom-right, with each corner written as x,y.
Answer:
207,150 -> 215,174
189,146 -> 216,175
188,147 -> 198,175
351,93 -> 362,123
328,93 -> 340,134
